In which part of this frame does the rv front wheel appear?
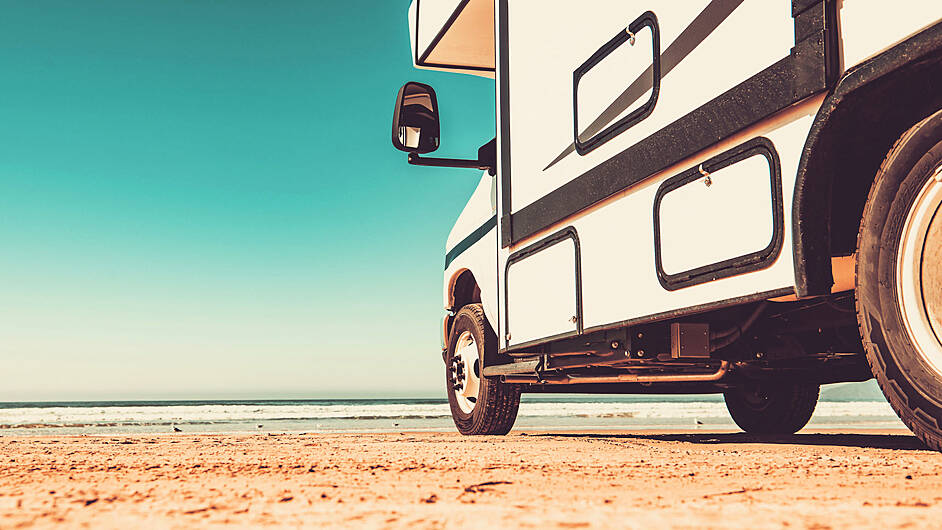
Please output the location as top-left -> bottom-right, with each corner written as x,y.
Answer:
724,382 -> 819,434
445,304 -> 521,435
857,109 -> 942,451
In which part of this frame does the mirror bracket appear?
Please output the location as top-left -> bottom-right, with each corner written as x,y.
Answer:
408,153 -> 496,176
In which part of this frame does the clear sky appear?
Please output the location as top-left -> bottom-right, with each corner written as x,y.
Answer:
0,1 -> 495,400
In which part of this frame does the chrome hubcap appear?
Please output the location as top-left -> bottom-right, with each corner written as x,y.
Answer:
449,331 -> 481,414
897,165 -> 942,376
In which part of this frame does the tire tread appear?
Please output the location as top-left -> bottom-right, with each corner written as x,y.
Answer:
447,304 -> 521,435
725,383 -> 819,434
856,111 -> 942,452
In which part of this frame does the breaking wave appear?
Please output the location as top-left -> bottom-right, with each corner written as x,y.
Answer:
0,399 -> 898,432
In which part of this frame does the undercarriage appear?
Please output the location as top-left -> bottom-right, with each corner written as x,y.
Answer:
485,292 -> 871,394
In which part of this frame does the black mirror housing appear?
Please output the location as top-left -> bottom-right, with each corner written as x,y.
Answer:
391,82 -> 492,174
391,82 -> 440,154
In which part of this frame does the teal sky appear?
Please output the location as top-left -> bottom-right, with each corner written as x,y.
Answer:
0,1 -> 495,400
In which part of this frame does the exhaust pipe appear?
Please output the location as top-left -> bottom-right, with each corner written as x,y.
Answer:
501,360 -> 730,385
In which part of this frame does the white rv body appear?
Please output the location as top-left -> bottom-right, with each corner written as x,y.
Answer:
405,0 -> 942,441
433,0 -> 941,350
444,172 -> 499,328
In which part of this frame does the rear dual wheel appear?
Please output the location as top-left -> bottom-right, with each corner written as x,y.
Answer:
858,109 -> 942,451
724,382 -> 819,434
445,304 -> 520,435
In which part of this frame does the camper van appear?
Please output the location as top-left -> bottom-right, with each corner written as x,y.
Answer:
390,1 -> 942,447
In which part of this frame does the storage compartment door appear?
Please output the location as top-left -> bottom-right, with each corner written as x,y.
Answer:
505,233 -> 580,347
654,138 -> 783,290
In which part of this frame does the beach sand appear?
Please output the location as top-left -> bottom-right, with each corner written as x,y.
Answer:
1,429 -> 941,529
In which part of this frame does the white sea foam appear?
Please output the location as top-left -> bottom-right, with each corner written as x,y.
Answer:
0,400 -> 898,429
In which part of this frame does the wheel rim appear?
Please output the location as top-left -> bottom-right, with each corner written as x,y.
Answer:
740,387 -> 771,411
450,331 -> 481,414
897,165 -> 942,376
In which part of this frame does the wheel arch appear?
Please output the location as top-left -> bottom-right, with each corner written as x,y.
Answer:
793,21 -> 942,296
444,268 -> 483,342
446,268 -> 482,310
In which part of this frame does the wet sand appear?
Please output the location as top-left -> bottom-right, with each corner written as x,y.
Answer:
1,429 -> 940,529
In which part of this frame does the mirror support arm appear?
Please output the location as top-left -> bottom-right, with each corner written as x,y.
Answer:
408,153 -> 495,175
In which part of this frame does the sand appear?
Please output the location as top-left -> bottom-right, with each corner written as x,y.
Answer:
1,429 -> 941,529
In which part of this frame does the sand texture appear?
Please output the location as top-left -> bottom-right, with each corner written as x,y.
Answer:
1,430 -> 941,529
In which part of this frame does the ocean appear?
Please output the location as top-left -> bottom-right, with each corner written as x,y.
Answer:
0,382 -> 902,435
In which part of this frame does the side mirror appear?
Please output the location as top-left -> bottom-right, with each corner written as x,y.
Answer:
391,82 -> 440,154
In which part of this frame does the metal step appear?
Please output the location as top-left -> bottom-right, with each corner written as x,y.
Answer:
481,359 -> 540,377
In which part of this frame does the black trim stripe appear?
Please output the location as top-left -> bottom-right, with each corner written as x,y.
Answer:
580,287 -> 793,335
498,0 -> 512,247
444,215 -> 497,269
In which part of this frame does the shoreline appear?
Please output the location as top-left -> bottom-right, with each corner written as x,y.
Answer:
0,425 -> 915,437
0,422 -> 909,438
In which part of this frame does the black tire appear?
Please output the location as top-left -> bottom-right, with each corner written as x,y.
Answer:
445,304 -> 521,435
857,109 -> 942,451
724,382 -> 819,434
